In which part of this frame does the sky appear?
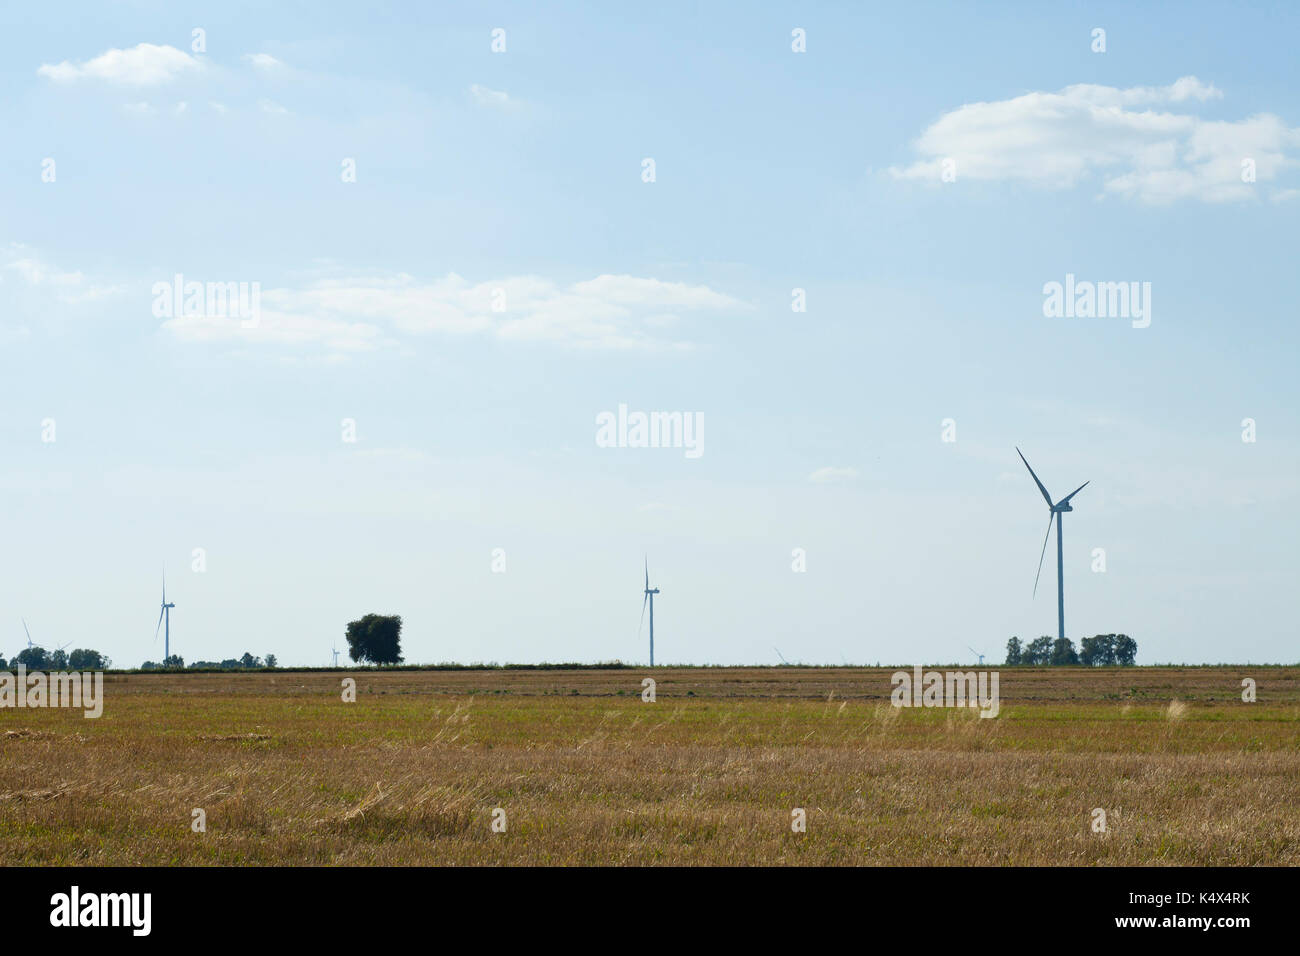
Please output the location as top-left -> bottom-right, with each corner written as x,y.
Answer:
1,1 -> 1296,667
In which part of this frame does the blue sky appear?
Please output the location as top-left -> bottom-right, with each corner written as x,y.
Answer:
1,1 -> 1296,667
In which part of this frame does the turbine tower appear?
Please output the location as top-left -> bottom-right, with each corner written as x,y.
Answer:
1017,448 -> 1089,642
154,571 -> 176,662
640,558 -> 660,667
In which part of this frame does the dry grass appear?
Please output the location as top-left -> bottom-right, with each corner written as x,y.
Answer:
1,667 -> 1297,865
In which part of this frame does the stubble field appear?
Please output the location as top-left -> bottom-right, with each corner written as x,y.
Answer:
2,666 -> 1297,865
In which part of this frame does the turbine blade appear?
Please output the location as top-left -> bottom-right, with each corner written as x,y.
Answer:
1055,480 -> 1090,508
155,607 -> 165,641
1016,447 -> 1054,507
638,592 -> 649,635
644,555 -> 649,591
1033,513 -> 1054,597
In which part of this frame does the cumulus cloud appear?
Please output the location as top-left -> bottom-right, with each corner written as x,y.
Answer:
3,247 -> 125,303
163,272 -> 746,355
37,43 -> 201,86
243,53 -> 284,70
890,76 -> 1299,203
809,466 -> 860,483
470,84 -> 515,110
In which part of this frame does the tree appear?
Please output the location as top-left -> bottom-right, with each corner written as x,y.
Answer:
265,654 -> 277,669
239,652 -> 261,669
50,649 -> 68,669
14,647 -> 49,670
163,654 -> 185,669
1023,636 -> 1053,666
68,649 -> 109,670
1080,635 -> 1115,667
1113,634 -> 1138,666
1050,637 -> 1079,666
345,613 -> 404,665
1005,636 -> 1022,665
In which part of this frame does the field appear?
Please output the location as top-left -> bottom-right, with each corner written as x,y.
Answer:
2,666 -> 1298,865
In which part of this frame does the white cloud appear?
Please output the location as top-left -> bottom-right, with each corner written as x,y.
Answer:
809,466 -> 860,484
243,53 -> 284,71
890,76 -> 1299,203
2,247 -> 126,303
258,99 -> 289,114
470,84 -> 515,110
164,271 -> 746,355
37,43 -> 201,86
164,310 -> 385,354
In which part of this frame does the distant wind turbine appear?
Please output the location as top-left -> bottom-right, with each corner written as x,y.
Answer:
1017,447 -> 1089,642
22,618 -> 35,649
967,645 -> 986,666
774,646 -> 791,665
639,557 -> 660,667
331,644 -> 341,667
154,571 -> 176,662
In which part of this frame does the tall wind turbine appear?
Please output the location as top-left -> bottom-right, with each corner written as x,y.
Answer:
639,558 -> 660,667
155,571 -> 176,662
1017,448 -> 1089,642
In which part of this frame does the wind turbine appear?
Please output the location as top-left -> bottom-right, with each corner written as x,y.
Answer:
1016,448 -> 1089,643
154,571 -> 176,662
967,645 -> 986,666
639,557 -> 660,667
331,644 -> 341,667
22,619 -> 35,649
774,646 -> 791,666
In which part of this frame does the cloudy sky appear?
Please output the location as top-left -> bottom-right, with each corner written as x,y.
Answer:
2,2 -> 1296,667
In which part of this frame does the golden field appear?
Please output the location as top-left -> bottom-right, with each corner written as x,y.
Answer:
2,666 -> 1297,865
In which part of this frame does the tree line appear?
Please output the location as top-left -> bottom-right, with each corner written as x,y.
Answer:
140,653 -> 278,671
1005,634 -> 1137,666
2,647 -> 110,670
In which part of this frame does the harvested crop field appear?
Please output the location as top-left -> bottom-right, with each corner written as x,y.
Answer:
2,666 -> 1297,865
